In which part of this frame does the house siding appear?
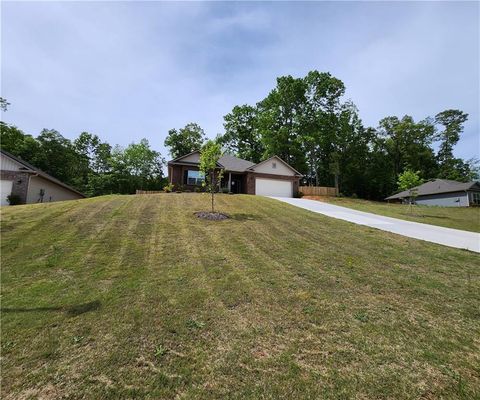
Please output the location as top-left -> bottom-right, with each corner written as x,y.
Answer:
250,159 -> 296,176
1,156 -> 23,171
26,176 -> 84,203
415,191 -> 469,207
179,152 -> 201,163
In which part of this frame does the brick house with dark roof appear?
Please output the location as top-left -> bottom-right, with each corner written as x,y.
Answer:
167,151 -> 302,197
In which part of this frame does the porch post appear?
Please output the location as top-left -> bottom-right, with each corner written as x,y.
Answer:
228,172 -> 232,192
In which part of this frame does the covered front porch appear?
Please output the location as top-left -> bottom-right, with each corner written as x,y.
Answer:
220,172 -> 247,194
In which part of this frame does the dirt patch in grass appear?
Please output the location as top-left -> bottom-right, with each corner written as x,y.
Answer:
194,211 -> 230,220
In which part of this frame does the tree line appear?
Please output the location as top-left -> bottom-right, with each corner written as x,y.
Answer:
166,71 -> 478,199
0,122 -> 166,196
1,70 -> 477,199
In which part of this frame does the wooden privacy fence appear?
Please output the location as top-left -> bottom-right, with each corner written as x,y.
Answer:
299,186 -> 338,196
136,190 -> 163,194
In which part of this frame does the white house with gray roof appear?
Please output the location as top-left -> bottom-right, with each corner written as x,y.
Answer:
385,179 -> 480,207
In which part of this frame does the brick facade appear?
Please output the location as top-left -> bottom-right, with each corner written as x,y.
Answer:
169,165 -> 221,192
1,170 -> 30,204
169,165 -> 300,196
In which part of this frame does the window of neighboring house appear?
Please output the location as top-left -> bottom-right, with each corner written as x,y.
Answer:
272,162 -> 277,169
472,192 -> 480,205
186,170 -> 205,186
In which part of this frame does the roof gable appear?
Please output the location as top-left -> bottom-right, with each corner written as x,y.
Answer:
170,150 -> 201,163
1,150 -> 36,171
247,156 -> 303,176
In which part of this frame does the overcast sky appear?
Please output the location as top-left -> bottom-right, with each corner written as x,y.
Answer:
2,1 -> 479,160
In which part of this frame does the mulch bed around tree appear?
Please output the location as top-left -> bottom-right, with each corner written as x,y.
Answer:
194,211 -> 230,221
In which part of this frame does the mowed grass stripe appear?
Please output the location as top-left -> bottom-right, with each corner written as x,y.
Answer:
1,194 -> 479,399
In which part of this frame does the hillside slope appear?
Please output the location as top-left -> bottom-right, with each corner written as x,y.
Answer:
1,194 -> 479,399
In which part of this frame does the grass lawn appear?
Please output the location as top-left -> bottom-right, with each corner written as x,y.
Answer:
1,193 -> 479,399
304,196 -> 480,233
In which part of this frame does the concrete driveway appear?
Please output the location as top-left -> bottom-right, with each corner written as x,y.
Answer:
271,197 -> 480,253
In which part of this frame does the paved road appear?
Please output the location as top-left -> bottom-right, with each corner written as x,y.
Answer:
271,197 -> 480,253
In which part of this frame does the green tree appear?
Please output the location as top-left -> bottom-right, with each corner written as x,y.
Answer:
397,169 -> 424,205
73,132 -> 114,196
110,139 -> 165,193
0,122 -> 41,162
302,71 -> 346,186
164,123 -> 206,159
434,109 -> 469,178
397,169 -> 424,191
378,115 -> 436,179
327,102 -> 371,196
74,132 -> 112,173
257,75 -> 308,172
35,129 -> 82,186
199,140 -> 223,213
0,121 -> 167,197
220,105 -> 264,163
363,133 -> 397,200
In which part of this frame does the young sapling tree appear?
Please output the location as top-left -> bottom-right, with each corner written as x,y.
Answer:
199,140 -> 224,213
397,169 -> 423,215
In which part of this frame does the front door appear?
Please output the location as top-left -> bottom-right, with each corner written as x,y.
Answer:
230,177 -> 242,194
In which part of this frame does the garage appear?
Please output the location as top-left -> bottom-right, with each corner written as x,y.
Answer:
1,180 -> 13,206
255,178 -> 292,197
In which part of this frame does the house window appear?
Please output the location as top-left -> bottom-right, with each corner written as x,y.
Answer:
186,170 -> 204,186
472,192 -> 480,205
272,162 -> 277,169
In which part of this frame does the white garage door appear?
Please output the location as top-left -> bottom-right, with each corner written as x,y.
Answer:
255,178 -> 292,197
1,180 -> 13,206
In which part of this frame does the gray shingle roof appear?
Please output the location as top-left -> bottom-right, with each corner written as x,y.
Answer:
167,151 -> 300,175
385,179 -> 480,200
218,154 -> 255,172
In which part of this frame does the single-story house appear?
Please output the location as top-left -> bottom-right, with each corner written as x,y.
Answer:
385,179 -> 480,207
167,151 -> 302,197
0,149 -> 86,206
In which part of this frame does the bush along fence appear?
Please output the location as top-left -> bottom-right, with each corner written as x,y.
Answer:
299,186 -> 338,196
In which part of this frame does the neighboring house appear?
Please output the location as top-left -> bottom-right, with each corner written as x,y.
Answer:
0,149 -> 86,206
167,151 -> 302,197
385,179 -> 480,207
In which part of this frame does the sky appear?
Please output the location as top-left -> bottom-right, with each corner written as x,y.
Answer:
1,1 -> 479,161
